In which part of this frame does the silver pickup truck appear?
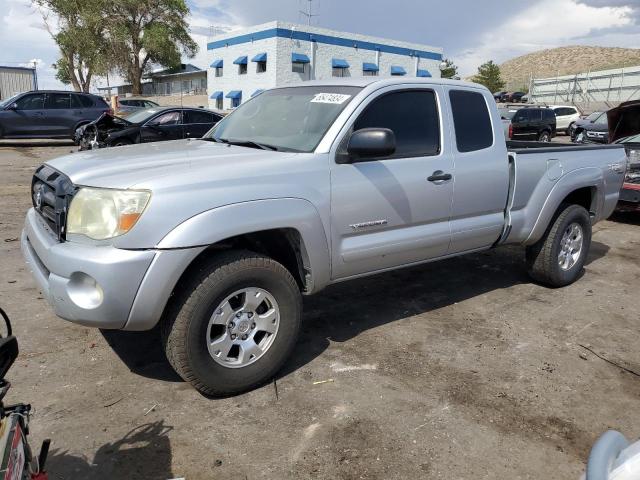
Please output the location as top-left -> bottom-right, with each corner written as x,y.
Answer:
21,78 -> 627,396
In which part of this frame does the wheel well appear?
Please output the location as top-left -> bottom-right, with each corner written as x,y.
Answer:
174,228 -> 309,294
561,187 -> 596,215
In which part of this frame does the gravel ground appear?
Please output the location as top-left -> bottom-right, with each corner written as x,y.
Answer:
0,139 -> 638,480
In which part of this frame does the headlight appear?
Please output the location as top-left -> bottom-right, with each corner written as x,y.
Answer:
67,188 -> 151,240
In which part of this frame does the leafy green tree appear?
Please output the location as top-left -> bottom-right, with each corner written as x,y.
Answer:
439,58 -> 458,79
106,0 -> 198,94
35,0 -> 109,92
472,60 -> 505,92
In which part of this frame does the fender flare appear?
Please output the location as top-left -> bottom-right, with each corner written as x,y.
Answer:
525,167 -> 603,245
157,198 -> 332,291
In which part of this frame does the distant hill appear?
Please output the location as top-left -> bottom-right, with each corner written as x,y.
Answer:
499,46 -> 640,89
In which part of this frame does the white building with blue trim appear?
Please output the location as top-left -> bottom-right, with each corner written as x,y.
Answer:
207,21 -> 443,110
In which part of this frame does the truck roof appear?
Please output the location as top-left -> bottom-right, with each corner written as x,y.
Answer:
273,76 -> 487,91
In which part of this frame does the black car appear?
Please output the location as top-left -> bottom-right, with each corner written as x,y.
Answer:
501,106 -> 557,142
0,90 -> 110,140
571,111 -> 607,143
493,91 -> 507,102
77,106 -> 223,150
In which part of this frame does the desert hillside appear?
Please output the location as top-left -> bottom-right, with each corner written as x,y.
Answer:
499,46 -> 640,89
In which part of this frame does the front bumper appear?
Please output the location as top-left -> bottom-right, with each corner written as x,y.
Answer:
21,208 -> 204,330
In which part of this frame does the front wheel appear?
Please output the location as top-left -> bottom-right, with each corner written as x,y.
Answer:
538,131 -> 551,142
161,250 -> 302,396
526,204 -> 592,287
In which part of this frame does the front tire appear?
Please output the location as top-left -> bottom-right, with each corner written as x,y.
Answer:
526,204 -> 592,287
161,250 -> 302,396
538,131 -> 551,142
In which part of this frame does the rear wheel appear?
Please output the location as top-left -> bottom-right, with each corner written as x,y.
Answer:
566,122 -> 575,136
538,131 -> 551,142
161,250 -> 302,396
526,204 -> 591,287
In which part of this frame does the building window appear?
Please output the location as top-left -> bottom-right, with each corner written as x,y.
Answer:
216,98 -> 223,110
232,97 -> 241,108
292,62 -> 306,74
215,67 -> 223,77
333,67 -> 347,77
256,61 -> 267,73
363,70 -> 378,76
239,64 -> 247,75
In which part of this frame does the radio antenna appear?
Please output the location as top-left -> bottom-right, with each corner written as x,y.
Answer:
299,0 -> 318,26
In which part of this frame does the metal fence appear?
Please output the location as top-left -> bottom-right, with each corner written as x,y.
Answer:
527,65 -> 640,112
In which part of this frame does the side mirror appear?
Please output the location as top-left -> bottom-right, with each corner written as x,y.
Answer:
342,128 -> 396,163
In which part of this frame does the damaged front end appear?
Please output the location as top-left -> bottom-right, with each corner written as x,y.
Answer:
76,114 -> 131,151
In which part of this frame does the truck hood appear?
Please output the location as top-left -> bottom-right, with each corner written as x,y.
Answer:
47,139 -> 291,188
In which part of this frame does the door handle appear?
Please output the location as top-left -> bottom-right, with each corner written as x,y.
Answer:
427,170 -> 452,182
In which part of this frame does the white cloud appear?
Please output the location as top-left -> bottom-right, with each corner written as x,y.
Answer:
455,0 -> 633,75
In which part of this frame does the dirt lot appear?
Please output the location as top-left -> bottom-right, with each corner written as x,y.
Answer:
0,139 -> 639,480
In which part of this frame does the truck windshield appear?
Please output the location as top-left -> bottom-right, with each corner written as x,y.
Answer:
205,86 -> 361,152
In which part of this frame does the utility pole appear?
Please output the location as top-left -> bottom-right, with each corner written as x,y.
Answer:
33,60 -> 38,91
299,0 -> 318,26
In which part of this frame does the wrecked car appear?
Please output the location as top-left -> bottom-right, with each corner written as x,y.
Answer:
76,107 -> 223,150
609,100 -> 640,211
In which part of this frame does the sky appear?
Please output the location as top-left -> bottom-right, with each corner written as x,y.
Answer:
1,0 -> 639,90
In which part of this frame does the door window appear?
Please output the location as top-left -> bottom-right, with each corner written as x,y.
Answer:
449,90 -> 493,152
71,94 -> 94,108
149,111 -> 181,125
514,109 -> 529,122
184,110 -> 217,124
15,93 -> 45,110
351,90 -> 440,158
46,93 -> 71,109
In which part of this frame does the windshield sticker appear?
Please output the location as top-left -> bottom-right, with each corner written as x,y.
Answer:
311,93 -> 352,104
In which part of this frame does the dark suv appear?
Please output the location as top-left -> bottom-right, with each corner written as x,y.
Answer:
0,91 -> 110,140
501,106 -> 556,142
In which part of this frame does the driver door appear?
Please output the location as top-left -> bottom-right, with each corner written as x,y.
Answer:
329,87 -> 454,279
140,110 -> 184,143
4,93 -> 47,136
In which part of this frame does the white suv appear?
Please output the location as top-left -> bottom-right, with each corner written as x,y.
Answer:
550,105 -> 581,134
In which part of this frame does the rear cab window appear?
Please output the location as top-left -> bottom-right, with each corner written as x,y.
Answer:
449,90 -> 493,152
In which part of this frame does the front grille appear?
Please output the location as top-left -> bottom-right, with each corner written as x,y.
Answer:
31,165 -> 76,241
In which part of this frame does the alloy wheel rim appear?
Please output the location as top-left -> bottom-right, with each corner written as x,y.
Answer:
206,288 -> 280,368
558,223 -> 583,271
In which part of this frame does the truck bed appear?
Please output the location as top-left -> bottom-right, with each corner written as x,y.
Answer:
502,141 -> 627,246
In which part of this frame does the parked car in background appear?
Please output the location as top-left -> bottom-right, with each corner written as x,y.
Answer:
0,90 -> 111,140
22,78 -> 626,396
76,106 -> 223,150
549,105 -> 581,134
493,91 -> 507,102
500,106 -> 556,141
608,99 -> 640,211
573,112 -> 608,144
570,111 -> 604,141
614,133 -> 640,211
117,98 -> 160,114
509,92 -> 527,103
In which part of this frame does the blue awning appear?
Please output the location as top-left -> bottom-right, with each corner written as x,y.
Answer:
363,62 -> 379,72
417,69 -> 432,77
251,52 -> 267,62
391,66 -> 406,75
251,89 -> 264,97
210,59 -> 223,68
291,53 -> 310,64
233,56 -> 248,65
210,91 -> 223,100
332,58 -> 350,69
226,90 -> 242,99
